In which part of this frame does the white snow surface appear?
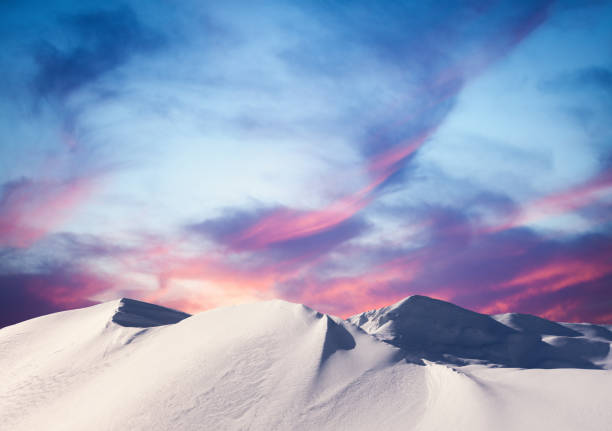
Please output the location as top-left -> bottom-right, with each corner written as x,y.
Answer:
1,296 -> 611,431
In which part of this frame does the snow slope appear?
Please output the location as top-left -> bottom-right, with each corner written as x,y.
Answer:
1,297 -> 611,431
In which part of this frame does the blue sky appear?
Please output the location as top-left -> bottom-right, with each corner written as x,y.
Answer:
1,0 -> 611,326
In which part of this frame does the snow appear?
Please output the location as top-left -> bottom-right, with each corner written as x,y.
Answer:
493,312 -> 582,337
350,295 -> 609,368
111,298 -> 191,327
1,296 -> 611,430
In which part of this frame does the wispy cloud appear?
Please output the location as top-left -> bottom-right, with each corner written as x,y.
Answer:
0,268 -> 112,328
32,6 -> 164,101
2,0 -> 611,327
489,168 -> 612,232
0,177 -> 101,248
205,0 -> 554,253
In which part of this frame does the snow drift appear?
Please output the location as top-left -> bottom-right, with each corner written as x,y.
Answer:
1,296 -> 611,431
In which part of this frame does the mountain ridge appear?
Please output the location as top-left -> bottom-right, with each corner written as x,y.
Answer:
348,294 -> 610,369
3,294 -> 609,370
1,295 -> 611,431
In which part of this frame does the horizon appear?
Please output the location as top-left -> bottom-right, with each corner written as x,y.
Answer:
1,0 -> 612,328
1,292 -> 607,329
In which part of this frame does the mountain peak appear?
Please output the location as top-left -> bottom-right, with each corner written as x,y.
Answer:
111,298 -> 191,328
388,294 -> 470,312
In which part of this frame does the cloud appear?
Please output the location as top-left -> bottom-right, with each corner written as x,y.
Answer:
518,274 -> 612,323
540,66 -> 612,94
0,232 -> 132,276
277,256 -> 424,317
0,177 -> 101,248
0,230 -> 139,328
227,0 -> 555,246
7,0 -> 610,328
489,168 -> 612,232
32,6 -> 164,100
3,173 -> 610,326
0,268 -> 111,328
185,206 -> 370,284
272,183 -> 612,322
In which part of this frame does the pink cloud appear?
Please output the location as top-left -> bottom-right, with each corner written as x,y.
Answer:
480,257 -> 611,316
226,1 -> 553,253
488,169 -> 612,232
231,134 -> 428,250
0,177 -> 99,248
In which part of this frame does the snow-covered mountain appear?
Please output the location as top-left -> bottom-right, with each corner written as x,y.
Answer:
349,295 -> 611,369
1,296 -> 611,431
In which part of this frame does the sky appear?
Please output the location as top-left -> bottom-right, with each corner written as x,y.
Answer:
1,0 -> 611,327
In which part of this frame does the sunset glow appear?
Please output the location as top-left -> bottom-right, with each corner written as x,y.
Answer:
1,0 -> 611,327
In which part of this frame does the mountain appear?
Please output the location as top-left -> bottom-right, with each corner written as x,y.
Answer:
1,296 -> 611,431
348,295 -> 610,368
